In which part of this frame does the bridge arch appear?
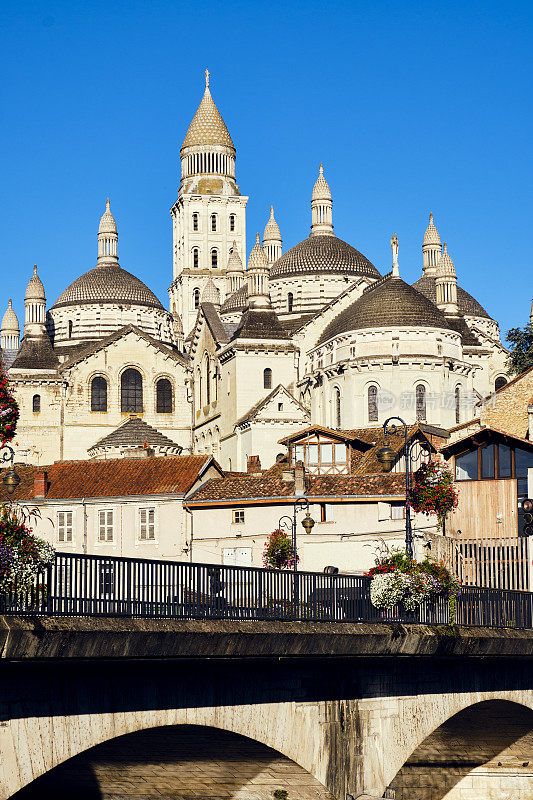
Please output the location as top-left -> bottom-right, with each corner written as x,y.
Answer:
12,724 -> 336,800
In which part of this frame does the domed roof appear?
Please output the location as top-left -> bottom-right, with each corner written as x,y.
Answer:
423,212 -> 441,247
248,233 -> 268,270
182,71 -> 235,152
312,163 -> 331,202
263,206 -> 281,242
1,300 -> 19,333
98,198 -> 117,234
52,264 -> 165,310
25,265 -> 45,301
221,283 -> 248,314
412,274 -> 492,320
226,242 -> 243,272
201,278 -> 220,304
270,235 -> 380,280
317,276 -> 455,346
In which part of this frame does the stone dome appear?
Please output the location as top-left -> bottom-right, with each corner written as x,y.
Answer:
423,212 -> 441,246
221,283 -> 248,314
226,243 -> 243,272
1,300 -> 19,333
201,278 -> 220,304
317,276 -> 455,345
263,206 -> 281,241
436,242 -> 456,278
248,233 -> 269,270
412,275 -> 492,320
270,235 -> 380,280
52,264 -> 165,310
25,265 -> 45,301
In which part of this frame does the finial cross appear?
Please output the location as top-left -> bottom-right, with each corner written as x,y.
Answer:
205,68 -> 210,88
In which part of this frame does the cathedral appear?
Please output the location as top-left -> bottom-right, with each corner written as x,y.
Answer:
1,71 -> 508,470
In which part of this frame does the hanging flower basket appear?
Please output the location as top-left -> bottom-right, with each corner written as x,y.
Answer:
408,461 -> 459,519
263,529 -> 298,570
0,366 -> 19,447
0,505 -> 54,597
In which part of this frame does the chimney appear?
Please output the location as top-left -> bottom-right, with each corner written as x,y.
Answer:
247,455 -> 262,476
34,471 -> 47,498
528,403 -> 533,440
294,460 -> 306,496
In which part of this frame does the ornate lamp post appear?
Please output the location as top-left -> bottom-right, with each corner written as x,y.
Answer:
278,497 -> 315,611
1,444 -> 20,495
376,416 -> 415,560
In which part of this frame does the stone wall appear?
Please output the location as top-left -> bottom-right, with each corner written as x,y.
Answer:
480,367 -> 533,439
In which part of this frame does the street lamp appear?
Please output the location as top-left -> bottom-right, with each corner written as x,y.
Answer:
376,416 -> 416,559
279,497 -> 315,611
1,444 -> 20,495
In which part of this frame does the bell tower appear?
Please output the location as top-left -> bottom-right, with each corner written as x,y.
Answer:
169,70 -> 248,336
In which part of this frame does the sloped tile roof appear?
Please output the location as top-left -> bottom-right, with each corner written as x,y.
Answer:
88,417 -> 182,452
236,385 -> 310,427
232,309 -> 291,341
11,335 -> 59,371
0,456 -> 215,502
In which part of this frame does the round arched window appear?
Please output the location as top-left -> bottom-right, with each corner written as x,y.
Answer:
121,369 -> 143,413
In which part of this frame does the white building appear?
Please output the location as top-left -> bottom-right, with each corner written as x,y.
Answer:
1,72 -> 508,471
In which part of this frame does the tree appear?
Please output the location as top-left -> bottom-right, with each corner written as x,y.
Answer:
506,324 -> 533,377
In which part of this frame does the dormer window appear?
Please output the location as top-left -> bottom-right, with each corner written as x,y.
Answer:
292,434 -> 348,475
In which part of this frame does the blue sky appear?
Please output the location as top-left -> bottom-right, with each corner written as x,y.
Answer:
1,0 -> 531,339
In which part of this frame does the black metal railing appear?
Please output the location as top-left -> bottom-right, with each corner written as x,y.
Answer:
0,552 -> 531,628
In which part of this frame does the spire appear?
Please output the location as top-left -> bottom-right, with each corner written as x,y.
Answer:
310,163 -> 334,237
262,205 -> 282,266
247,233 -> 270,308
422,211 -> 441,275
227,242 -> 244,294
201,277 -> 221,307
24,265 -> 47,338
97,199 -> 119,266
391,234 -> 400,278
1,300 -> 20,351
436,242 -> 459,315
182,71 -> 235,151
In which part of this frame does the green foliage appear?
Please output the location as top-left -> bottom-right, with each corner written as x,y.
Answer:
263,529 -> 298,570
506,324 -> 533,377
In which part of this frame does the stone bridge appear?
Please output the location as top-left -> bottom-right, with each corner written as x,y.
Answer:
1,616 -> 532,799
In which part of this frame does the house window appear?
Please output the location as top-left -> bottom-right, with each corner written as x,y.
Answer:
99,564 -> 115,596
416,384 -> 426,422
499,444 -> 512,477
211,214 -> 217,232
264,368 -> 272,389
57,511 -> 73,543
32,394 -> 41,413
68,320 -> 73,338
232,509 -> 245,524
98,510 -> 113,542
455,386 -> 460,425
368,386 -> 378,422
391,502 -> 405,520
192,212 -> 199,231
211,249 -> 218,268
121,368 -> 143,413
287,292 -> 294,312
481,444 -> 495,478
229,214 -> 235,232
495,376 -> 507,391
193,248 -> 199,268
334,387 -> 341,428
320,503 -> 335,522
139,508 -> 155,540
156,378 -> 172,413
514,447 -> 533,477
193,288 -> 200,309
91,376 -> 107,412
223,547 -> 252,566
455,450 -> 478,480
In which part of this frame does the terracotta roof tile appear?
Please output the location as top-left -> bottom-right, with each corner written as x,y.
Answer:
0,456 -> 216,502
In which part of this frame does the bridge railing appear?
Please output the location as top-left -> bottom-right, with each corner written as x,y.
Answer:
0,552 -> 532,628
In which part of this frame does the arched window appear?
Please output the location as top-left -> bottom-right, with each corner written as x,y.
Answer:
455,385 -> 461,425
229,214 -> 235,232
211,214 -> 217,232
32,394 -> 41,413
495,376 -> 507,391
193,248 -> 199,268
334,387 -> 341,428
68,320 -> 73,339
156,378 -> 172,413
287,292 -> 294,312
121,368 -> 143,413
202,353 -> 210,405
193,288 -> 200,309
211,249 -> 218,268
192,212 -> 199,232
91,376 -> 107,412
368,386 -> 378,422
416,384 -> 426,422
264,368 -> 272,390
